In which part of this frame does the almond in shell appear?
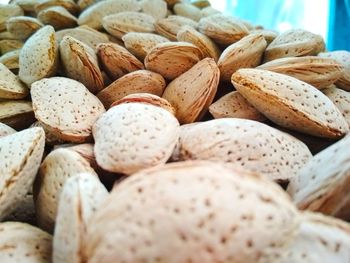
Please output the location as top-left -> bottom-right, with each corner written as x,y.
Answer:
173,2 -> 202,21
0,39 -> 23,54
37,6 -> 78,30
0,48 -> 20,73
155,15 -> 198,41
0,62 -> 28,99
140,0 -> 167,20
34,0 -> 79,15
250,29 -> 278,45
0,100 -> 35,129
6,16 -> 43,40
0,4 -> 24,31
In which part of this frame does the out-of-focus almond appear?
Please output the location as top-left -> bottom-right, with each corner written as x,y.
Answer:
37,6 -> 77,30
0,39 -> 23,54
192,0 -> 211,9
0,4 -> 24,31
141,0 -> 167,20
6,16 -> 43,40
323,86 -> 350,127
174,2 -> 202,21
0,62 -> 28,99
34,0 -> 79,15
200,6 -> 220,17
250,29 -> 278,45
155,15 -> 198,41
0,100 -> 35,129
0,48 -> 20,73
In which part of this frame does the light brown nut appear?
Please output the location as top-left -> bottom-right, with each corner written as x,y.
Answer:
198,14 -> 249,45
282,212 -> 350,262
0,62 -> 28,99
162,58 -> 219,123
34,148 -> 98,232
200,6 -> 220,17
145,41 -> 203,80
37,6 -> 77,30
0,100 -> 35,129
174,2 -> 202,21
34,0 -> 79,15
0,30 -> 18,40
4,193 -> 35,224
258,56 -> 344,89
264,29 -> 325,62
155,15 -> 198,41
19,25 -> 58,86
84,161 -> 300,263
192,0 -> 211,9
102,12 -> 155,39
97,70 -> 165,108
323,85 -> 350,127
0,39 -> 23,54
0,222 -> 52,262
232,69 -> 349,138
93,102 -> 180,174
177,25 -> 220,61
97,42 -> 144,81
0,122 -> 16,137
172,119 -> 311,181
287,134 -> 350,220
0,48 -> 20,72
218,33 -> 267,82
141,0 -> 167,20
0,4 -> 24,31
30,121 -> 64,145
31,77 -> 105,143
319,51 -> 350,91
250,29 -> 277,45
53,173 -> 108,263
122,32 -> 170,61
6,16 -> 43,41
9,0 -> 36,12
209,91 -> 266,121
77,0 -> 141,30
60,36 -> 104,94
0,127 -> 45,220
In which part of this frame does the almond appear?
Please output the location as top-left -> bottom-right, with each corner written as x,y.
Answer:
97,70 -> 165,108
250,29 -> 277,45
0,4 -> 24,31
174,2 -> 202,21
0,48 -> 20,72
192,0 -> 211,9
141,0 -> 167,20
155,15 -> 198,41
37,6 -> 78,30
11,0 -> 37,12
6,16 -> 43,40
34,0 -> 79,15
145,41 -> 203,80
232,69 -> 349,138
0,39 -> 23,54
0,122 -> 16,137
0,62 -> 28,99
0,100 -> 35,129
30,121 -> 64,145
200,6 -> 220,17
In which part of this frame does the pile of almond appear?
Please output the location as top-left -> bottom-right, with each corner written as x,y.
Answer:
0,0 -> 350,262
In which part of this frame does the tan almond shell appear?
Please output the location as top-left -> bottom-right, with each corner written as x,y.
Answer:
173,3 -> 202,21
232,69 -> 349,138
264,29 -> 325,62
31,77 -> 105,143
60,35 -> 104,94
192,0 -> 211,9
0,222 -> 52,262
172,119 -> 312,181
198,14 -> 249,45
37,6 -> 77,30
218,33 -> 267,81
6,16 -> 43,41
323,86 -> 350,127
93,102 -> 180,174
33,148 -> 98,233
257,56 -> 344,89
319,50 -> 350,91
84,161 -> 300,263
177,25 -> 221,62
0,4 -> 24,31
0,48 -> 20,71
11,0 -> 40,12
34,0 -> 79,15
97,42 -> 144,81
250,29 -> 278,45
77,0 -> 141,30
162,58 -> 219,124
140,0 -> 167,20
18,25 -> 58,86
122,32 -> 170,61
0,62 -> 29,99
0,127 -> 45,220
0,100 -> 35,129
0,122 -> 16,137
155,15 -> 198,41
102,12 -> 155,39
209,91 -> 266,121
287,134 -> 350,219
145,41 -> 203,80
53,173 -> 108,263
97,70 -> 166,108
200,6 -> 220,17
0,39 -> 23,54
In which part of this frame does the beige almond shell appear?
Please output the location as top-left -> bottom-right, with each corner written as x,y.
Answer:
177,25 -> 221,62
232,69 -> 349,138
0,222 -> 52,262
10,0 -> 38,12
218,33 -> 267,81
162,58 -> 219,124
145,41 -> 203,80
173,2 -> 202,21
53,173 -> 108,263
0,62 -> 28,99
93,102 -> 180,175
0,39 -> 23,54
155,15 -> 198,41
140,0 -> 167,20
172,118 -> 312,181
34,0 -> 79,15
0,122 -> 16,137
264,29 -> 325,62
323,86 -> 350,127
37,6 -> 77,30
250,29 -> 278,45
34,148 -> 98,233
0,127 -> 45,220
97,70 -> 165,108
198,14 -> 249,45
0,4 -> 24,31
6,16 -> 43,41
122,32 -> 170,61
319,50 -> 350,91
18,25 -> 58,86
282,212 -> 350,262
84,161 -> 300,263
60,35 -> 104,94
0,48 -> 20,72
209,91 -> 266,121
102,12 -> 155,39
97,42 -> 144,81
0,100 -> 35,129
257,56 -> 344,89
200,6 -> 221,17
31,77 -> 105,143
287,134 -> 350,219
77,0 -> 141,30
